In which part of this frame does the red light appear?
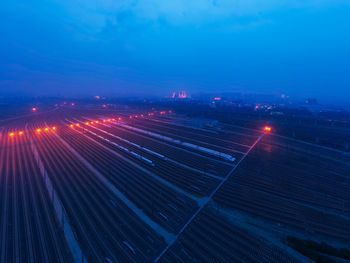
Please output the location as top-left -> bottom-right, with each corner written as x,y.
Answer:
18,131 -> 24,135
118,117 -> 122,120
129,116 -> 133,119
264,126 -> 272,132
9,132 -> 14,137
178,90 -> 187,99
32,107 -> 37,112
36,128 -> 41,133
71,103 -> 75,106
140,114 -> 144,117
214,97 -> 221,101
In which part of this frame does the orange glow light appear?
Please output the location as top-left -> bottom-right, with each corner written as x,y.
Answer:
52,126 -> 56,130
36,128 -> 41,133
264,126 -> 272,132
70,124 -> 74,128
19,131 -> 24,135
44,127 -> 49,131
112,118 -> 115,121
9,132 -> 15,137
76,123 -> 80,127
95,121 -> 99,123
103,120 -> 106,122
118,117 -> 122,120
90,122 -> 94,124
85,122 -> 89,125
108,119 -> 111,122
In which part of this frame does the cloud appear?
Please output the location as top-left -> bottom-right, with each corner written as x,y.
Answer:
60,0 -> 347,28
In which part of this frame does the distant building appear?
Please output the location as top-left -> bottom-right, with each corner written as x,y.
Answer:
305,98 -> 318,105
171,91 -> 188,99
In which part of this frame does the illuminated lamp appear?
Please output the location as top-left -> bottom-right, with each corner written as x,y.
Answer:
264,126 -> 272,132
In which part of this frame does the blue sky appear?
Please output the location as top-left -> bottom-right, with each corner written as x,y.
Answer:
1,0 -> 349,102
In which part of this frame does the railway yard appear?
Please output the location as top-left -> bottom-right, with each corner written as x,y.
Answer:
1,104 -> 350,262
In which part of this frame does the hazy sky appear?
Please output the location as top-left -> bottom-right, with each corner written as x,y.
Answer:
1,0 -> 349,102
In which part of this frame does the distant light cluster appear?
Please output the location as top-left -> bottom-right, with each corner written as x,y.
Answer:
36,127 -> 56,133
8,126 -> 57,137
